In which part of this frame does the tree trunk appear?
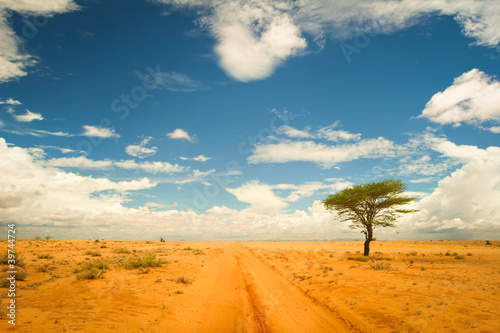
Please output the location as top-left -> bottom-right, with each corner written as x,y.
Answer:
364,239 -> 371,256
364,224 -> 373,256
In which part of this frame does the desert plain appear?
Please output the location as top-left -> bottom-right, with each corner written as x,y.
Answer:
0,239 -> 499,333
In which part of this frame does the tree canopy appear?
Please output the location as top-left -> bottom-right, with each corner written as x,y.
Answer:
323,179 -> 417,256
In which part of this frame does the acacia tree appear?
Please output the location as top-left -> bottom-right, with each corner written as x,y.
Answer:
323,179 -> 417,256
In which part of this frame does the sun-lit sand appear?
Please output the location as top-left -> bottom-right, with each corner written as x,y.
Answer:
1,239 -> 499,332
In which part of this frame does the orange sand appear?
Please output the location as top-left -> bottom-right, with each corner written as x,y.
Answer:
1,239 -> 499,332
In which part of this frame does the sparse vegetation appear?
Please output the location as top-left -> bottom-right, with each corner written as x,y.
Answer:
1,251 -> 25,267
124,253 -> 164,269
75,260 -> 108,280
85,250 -> 102,257
455,254 -> 466,260
176,276 -> 192,284
348,255 -> 371,262
370,262 -> 392,270
37,254 -> 54,259
37,263 -> 56,272
113,247 -> 131,254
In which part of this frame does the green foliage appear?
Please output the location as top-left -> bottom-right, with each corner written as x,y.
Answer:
370,262 -> 392,270
0,251 -> 25,267
85,250 -> 102,257
176,276 -> 191,284
37,263 -> 56,272
124,253 -> 164,269
323,179 -> 417,231
76,260 -> 108,280
37,254 -> 54,259
323,179 -> 417,256
348,256 -> 371,262
113,247 -> 131,254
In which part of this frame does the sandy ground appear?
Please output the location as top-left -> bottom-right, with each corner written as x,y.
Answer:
0,239 -> 499,332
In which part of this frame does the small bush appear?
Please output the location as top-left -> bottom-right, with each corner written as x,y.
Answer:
91,251 -> 103,257
193,249 -> 203,255
15,268 -> 29,281
113,247 -> 131,254
455,255 -> 466,260
76,260 -> 108,280
37,263 -> 56,273
183,246 -> 193,251
124,253 -> 164,269
176,276 -> 191,284
174,290 -> 183,295
370,262 -> 392,270
0,251 -> 25,267
348,256 -> 371,262
37,254 -> 54,259
85,250 -> 101,257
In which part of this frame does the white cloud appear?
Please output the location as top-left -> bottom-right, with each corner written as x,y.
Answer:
226,181 -> 288,214
0,0 -> 79,82
226,179 -> 352,214
317,128 -> 361,142
152,1 -> 500,82
125,137 -> 157,158
180,154 -> 211,162
2,137 -> 500,240
115,160 -> 189,173
205,205 -> 238,215
277,123 -> 361,142
212,9 -> 307,81
151,71 -> 205,92
0,98 -> 21,105
175,168 -> 215,184
248,137 -> 396,168
46,156 -> 113,169
0,137 -> 155,225
12,109 -> 43,122
166,128 -> 194,142
409,177 -> 435,184
401,157 -> 500,239
419,69 -> 500,129
277,125 -> 313,138
82,125 -> 120,138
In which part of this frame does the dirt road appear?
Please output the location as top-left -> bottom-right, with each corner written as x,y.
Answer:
150,243 -> 356,332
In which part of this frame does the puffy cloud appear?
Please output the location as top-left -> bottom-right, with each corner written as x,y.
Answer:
46,156 -> 113,169
212,8 -> 307,81
152,1 -> 500,82
82,125 -> 120,138
46,156 -> 189,174
125,137 -> 158,158
0,137 -> 155,225
180,154 -> 211,162
0,0 -> 79,82
166,128 -> 194,142
0,98 -> 21,105
419,69 -> 500,130
12,109 -> 43,122
248,137 -> 396,168
226,181 -> 289,214
402,158 -> 500,239
276,125 -> 313,139
226,179 -> 352,214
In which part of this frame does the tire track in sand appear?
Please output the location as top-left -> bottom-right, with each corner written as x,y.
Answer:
150,243 -> 356,332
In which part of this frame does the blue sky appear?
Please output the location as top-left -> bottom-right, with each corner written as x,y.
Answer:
1,0 -> 499,240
